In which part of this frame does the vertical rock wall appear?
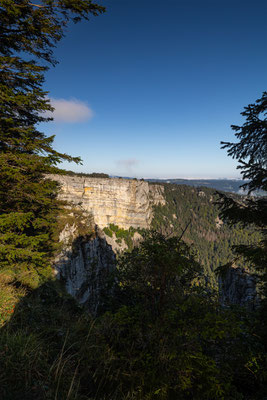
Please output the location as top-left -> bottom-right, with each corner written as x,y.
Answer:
50,176 -> 166,313
48,175 -> 165,229
54,223 -> 115,315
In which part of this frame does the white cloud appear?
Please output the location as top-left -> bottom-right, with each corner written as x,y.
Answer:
47,98 -> 94,123
116,158 -> 139,174
117,158 -> 138,168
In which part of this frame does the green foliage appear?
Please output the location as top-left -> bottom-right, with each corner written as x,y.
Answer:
103,223 -> 136,250
219,92 -> 267,350
219,92 -> 266,259
219,93 -> 267,296
151,184 -> 261,288
65,170 -> 110,178
85,233 -> 266,399
115,231 -> 203,313
0,0 -> 104,285
103,226 -> 113,237
91,303 -> 248,400
221,92 -> 267,194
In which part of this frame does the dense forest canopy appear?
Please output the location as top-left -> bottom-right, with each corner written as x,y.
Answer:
151,184 -> 262,288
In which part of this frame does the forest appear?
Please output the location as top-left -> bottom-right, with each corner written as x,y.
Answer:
151,184 -> 262,288
0,1 -> 266,399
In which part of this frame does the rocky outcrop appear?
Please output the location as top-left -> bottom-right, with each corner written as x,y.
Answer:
218,265 -> 259,310
54,223 -> 115,315
215,216 -> 223,229
48,175 -> 165,230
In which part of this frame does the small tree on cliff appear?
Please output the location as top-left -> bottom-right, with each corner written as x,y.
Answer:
0,0 -> 105,287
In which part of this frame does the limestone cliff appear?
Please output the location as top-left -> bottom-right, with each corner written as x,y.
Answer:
48,175 -> 165,230
50,175 -> 166,313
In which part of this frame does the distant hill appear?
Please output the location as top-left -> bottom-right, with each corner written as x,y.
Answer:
146,178 -> 247,194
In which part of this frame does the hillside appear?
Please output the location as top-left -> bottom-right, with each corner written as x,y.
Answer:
147,178 -> 246,193
146,178 -> 267,196
151,183 -> 261,287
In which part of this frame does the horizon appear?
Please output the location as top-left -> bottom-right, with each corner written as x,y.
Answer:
66,170 -> 245,181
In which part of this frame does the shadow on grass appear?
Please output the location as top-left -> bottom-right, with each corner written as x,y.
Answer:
0,234 -> 116,400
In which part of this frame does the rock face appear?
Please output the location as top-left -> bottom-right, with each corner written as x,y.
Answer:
218,265 -> 259,310
48,175 -> 165,230
51,175 -> 165,313
54,223 -> 115,315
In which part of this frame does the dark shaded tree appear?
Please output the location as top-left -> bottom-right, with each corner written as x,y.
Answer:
221,92 -> 267,194
83,232 -> 265,399
115,231 -> 203,315
218,93 -> 267,370
218,92 -> 267,296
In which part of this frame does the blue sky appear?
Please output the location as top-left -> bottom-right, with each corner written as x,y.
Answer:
42,0 -> 267,178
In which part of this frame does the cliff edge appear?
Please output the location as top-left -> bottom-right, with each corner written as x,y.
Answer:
48,175 -> 165,229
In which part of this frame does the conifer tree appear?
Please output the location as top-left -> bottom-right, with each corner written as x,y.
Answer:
219,92 -> 267,300
0,0 -> 105,287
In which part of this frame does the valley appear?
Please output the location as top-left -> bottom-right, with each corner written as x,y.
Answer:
52,174 -> 261,292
